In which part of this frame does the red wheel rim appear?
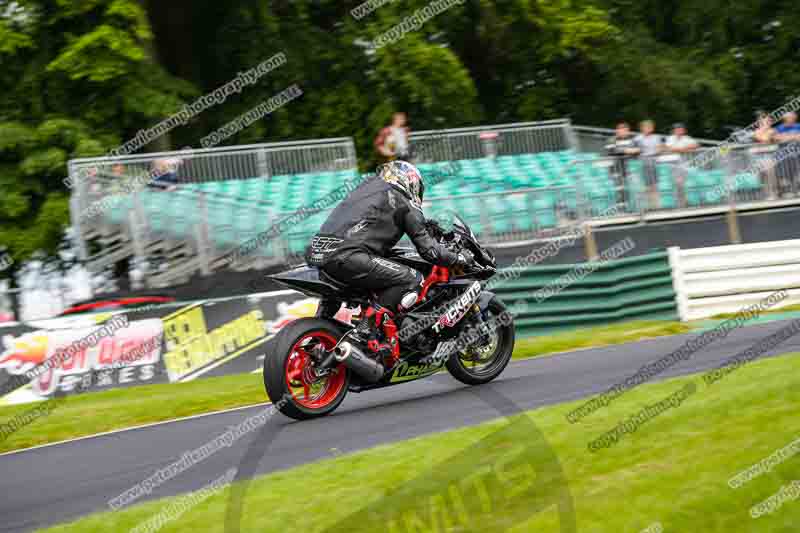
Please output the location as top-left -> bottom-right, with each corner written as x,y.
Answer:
284,331 -> 347,409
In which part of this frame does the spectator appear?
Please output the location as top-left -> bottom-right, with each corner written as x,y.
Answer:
635,120 -> 663,156
80,166 -> 104,195
112,163 -> 126,177
773,112 -> 800,196
374,112 -> 410,163
108,163 -> 128,195
149,158 -> 181,191
665,123 -> 699,153
605,122 -> 640,157
605,122 -> 640,208
749,113 -> 780,199
661,124 -> 699,209
635,120 -> 664,209
774,111 -> 800,142
753,113 -> 776,144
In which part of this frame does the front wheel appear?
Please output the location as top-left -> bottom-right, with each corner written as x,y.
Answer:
445,297 -> 515,385
263,318 -> 350,420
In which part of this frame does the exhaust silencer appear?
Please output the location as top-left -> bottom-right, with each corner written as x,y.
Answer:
334,342 -> 384,383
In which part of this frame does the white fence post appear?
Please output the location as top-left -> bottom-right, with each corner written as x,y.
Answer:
674,239 -> 800,320
667,246 -> 688,321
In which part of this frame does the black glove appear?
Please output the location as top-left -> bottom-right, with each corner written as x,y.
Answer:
455,249 -> 475,269
424,218 -> 446,240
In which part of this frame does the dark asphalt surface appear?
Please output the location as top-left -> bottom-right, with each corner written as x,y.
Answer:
2,318 -> 799,532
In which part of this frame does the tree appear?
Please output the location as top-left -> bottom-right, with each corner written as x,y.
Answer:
0,0 -> 195,281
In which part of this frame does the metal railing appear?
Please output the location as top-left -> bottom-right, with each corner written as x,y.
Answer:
70,138 -> 358,285
425,185 -> 584,244
567,150 -> 729,214
66,120 -> 800,291
69,137 -> 356,186
409,119 -> 576,164
70,139 -> 356,218
563,143 -> 800,217
572,125 -> 722,154
726,142 -> 800,200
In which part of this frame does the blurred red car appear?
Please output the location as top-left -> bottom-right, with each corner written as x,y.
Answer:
59,296 -> 175,316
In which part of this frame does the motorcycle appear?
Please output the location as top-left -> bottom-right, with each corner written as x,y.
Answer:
263,214 -> 515,420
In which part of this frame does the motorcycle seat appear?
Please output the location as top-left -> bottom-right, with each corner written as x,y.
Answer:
318,269 -> 373,300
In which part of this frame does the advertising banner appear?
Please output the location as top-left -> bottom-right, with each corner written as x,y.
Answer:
0,289 -> 341,405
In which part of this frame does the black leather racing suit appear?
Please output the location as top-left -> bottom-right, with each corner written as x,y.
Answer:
305,175 -> 460,310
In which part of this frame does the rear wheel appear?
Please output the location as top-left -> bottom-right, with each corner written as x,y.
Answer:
445,298 -> 515,385
264,318 -> 350,420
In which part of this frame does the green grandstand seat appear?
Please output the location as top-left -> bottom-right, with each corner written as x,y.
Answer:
287,233 -> 307,255
505,193 -> 534,231
532,195 -> 557,228
211,209 -> 237,247
685,169 -> 704,206
657,174 -> 675,209
658,189 -> 677,209
106,196 -> 133,225
482,197 -> 512,234
734,172 -> 760,191
450,196 -> 484,235
170,211 -> 194,239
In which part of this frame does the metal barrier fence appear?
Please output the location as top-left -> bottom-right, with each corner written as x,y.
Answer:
572,125 -> 721,154
424,141 -> 800,245
69,138 -> 355,226
425,185 -> 582,244
725,142 -> 800,200
567,149 -> 727,215
70,138 -> 358,284
69,138 -> 356,187
562,143 -> 800,217
65,120 -> 800,291
409,120 -> 576,163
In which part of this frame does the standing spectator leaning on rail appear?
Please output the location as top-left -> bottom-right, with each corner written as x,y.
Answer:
605,122 -> 640,208
750,112 -> 781,199
634,120 -> 664,209
665,123 -> 699,208
773,111 -> 800,142
374,112 -> 410,164
665,123 -> 699,154
772,112 -> 800,196
753,112 -> 776,144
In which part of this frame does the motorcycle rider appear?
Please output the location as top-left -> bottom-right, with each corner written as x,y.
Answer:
305,160 -> 474,339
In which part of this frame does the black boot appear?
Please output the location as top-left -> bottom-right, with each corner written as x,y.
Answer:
355,304 -> 394,362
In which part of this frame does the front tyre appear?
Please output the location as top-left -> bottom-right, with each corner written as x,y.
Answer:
445,297 -> 515,385
263,318 -> 350,420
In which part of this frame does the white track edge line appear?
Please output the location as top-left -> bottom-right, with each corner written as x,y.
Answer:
0,400 -> 272,458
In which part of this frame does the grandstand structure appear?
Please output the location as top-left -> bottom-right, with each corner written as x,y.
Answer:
68,119 -> 797,290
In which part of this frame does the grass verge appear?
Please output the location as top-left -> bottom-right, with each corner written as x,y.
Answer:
0,373 -> 265,454
40,351 -> 800,532
710,302 -> 800,320
1,318 -> 691,454
512,320 -> 691,359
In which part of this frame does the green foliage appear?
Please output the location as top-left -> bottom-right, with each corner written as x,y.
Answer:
2,0 -> 797,271
0,0 -> 194,271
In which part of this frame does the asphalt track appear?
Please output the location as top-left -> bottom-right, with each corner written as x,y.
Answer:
2,318 -> 799,532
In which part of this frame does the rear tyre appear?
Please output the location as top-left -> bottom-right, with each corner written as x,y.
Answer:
264,318 -> 350,420
445,297 -> 515,385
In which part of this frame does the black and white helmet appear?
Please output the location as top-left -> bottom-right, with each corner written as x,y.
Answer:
379,160 -> 425,206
